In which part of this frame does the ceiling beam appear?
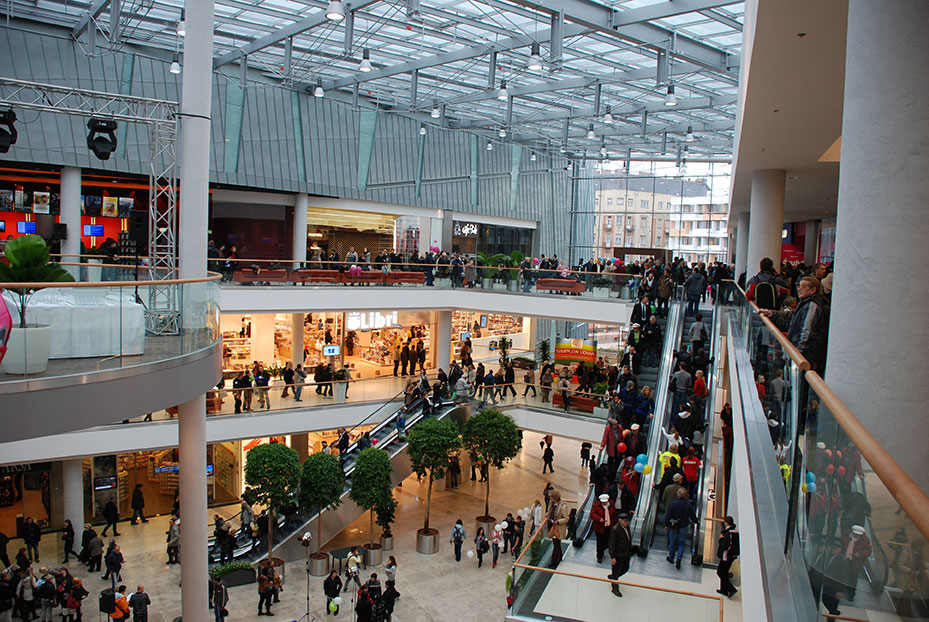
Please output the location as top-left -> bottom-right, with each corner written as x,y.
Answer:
213,0 -> 381,69
609,0 -> 742,27
699,9 -> 744,32
71,0 -> 111,38
503,0 -> 739,76
324,22 -> 589,90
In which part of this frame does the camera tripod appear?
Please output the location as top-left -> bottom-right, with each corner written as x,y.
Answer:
294,540 -> 321,622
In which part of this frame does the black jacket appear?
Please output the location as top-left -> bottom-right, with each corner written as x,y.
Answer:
131,488 -> 145,510
103,501 -> 119,522
22,521 -> 41,544
323,575 -> 342,598
785,294 -> 829,371
607,522 -> 633,559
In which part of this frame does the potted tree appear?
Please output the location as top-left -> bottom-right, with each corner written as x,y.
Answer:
298,452 -> 345,575
349,447 -> 394,567
507,251 -> 525,292
476,252 -> 504,289
406,418 -> 462,554
243,443 -> 301,564
592,381 -> 611,418
496,336 -> 512,368
375,496 -> 398,551
462,408 -> 522,534
0,234 -> 75,374
537,339 -> 552,369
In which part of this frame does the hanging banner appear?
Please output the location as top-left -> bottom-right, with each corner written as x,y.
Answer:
554,339 -> 596,364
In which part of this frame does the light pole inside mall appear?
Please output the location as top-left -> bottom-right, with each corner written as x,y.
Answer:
297,531 -> 319,622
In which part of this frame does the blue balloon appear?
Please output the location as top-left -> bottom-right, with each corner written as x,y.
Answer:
807,482 -> 817,493
806,472 -> 816,484
634,462 -> 645,473
636,454 -> 648,464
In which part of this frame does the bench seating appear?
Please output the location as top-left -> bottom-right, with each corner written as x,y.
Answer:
552,391 -> 596,412
386,271 -> 426,285
232,269 -> 289,283
536,278 -> 586,294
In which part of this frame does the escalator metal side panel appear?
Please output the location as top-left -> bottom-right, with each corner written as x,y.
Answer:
692,305 -> 722,564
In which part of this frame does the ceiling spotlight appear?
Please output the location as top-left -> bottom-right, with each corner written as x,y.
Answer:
527,42 -> 543,71
86,118 -> 118,161
664,83 -> 678,107
430,101 -> 440,119
419,124 -> 427,136
586,124 -> 596,140
175,9 -> 185,36
559,144 -> 566,153
498,127 -> 507,138
486,141 -> 494,151
169,53 -> 181,74
685,125 -> 694,142
497,80 -> 509,101
359,48 -> 372,72
530,152 -> 537,162
600,145 -> 607,157
0,109 -> 17,154
313,81 -> 325,98
326,0 -> 345,21
603,105 -> 613,125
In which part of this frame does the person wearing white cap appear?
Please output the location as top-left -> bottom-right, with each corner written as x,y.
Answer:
590,493 -> 617,564
841,525 -> 872,601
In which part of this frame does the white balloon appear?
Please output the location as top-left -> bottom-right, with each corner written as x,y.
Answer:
333,597 -> 343,606
495,524 -> 502,531
501,521 -> 509,529
466,550 -> 475,559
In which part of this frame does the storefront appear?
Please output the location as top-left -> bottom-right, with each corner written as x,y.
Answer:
452,220 -> 533,257
0,462 -> 51,536
451,312 -> 531,361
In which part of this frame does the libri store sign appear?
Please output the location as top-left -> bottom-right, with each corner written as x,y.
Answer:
346,311 -> 399,331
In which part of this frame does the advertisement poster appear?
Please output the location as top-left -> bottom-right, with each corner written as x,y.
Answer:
101,196 -> 120,217
117,197 -> 134,217
14,189 -> 31,213
32,191 -> 50,214
84,195 -> 102,216
0,190 -> 12,211
554,339 -> 596,365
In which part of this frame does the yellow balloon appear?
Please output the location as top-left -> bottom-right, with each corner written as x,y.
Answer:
643,465 -> 653,475
801,483 -> 809,493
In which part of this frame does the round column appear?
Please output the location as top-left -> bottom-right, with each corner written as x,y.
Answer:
746,169 -> 785,275
293,193 -> 308,269
827,0 -> 929,491
803,220 -> 819,264
178,395 -> 208,617
62,459 -> 84,529
291,313 -> 304,366
59,167 -> 82,263
734,211 -> 750,280
434,310 -> 452,371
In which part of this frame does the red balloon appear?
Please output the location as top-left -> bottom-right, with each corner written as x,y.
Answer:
616,442 -> 627,453
836,466 -> 846,477
835,450 -> 843,461
825,464 -> 835,476
622,429 -> 631,437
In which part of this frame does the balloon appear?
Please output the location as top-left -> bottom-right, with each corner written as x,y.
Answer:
467,550 -> 475,559
372,437 -> 379,445
501,521 -> 509,529
801,483 -> 809,493
622,429 -> 631,437
825,464 -> 835,476
495,524 -> 502,531
333,597 -> 343,606
806,472 -> 816,484
634,463 -> 644,473
616,442 -> 627,454
824,449 -> 833,458
835,451 -> 843,461
807,482 -> 817,493
330,602 -> 338,612
636,454 -> 648,464
643,465 -> 653,475
836,466 -> 846,477
613,258 -> 620,266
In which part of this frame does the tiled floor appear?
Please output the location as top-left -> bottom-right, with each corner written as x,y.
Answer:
19,432 -> 737,622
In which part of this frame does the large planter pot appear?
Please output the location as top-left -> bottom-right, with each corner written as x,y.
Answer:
0,325 -> 52,375
334,381 -> 348,403
85,258 -> 103,282
475,516 -> 496,538
482,278 -> 494,290
380,534 -> 393,551
493,281 -> 507,291
217,567 -> 257,588
416,528 -> 439,555
364,543 -> 383,566
507,280 -> 519,292
593,406 -> 610,419
592,287 -> 611,299
308,553 -> 330,576
435,277 -> 451,288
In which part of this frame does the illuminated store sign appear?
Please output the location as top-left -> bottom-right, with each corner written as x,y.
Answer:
346,311 -> 399,331
454,221 -> 479,237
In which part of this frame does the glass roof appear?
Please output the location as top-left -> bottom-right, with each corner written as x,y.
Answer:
3,0 -> 743,160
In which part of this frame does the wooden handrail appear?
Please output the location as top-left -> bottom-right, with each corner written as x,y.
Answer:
512,562 -> 724,619
0,270 -> 222,289
822,614 -> 870,621
805,371 -> 929,545
512,522 -> 547,566
731,281 -> 810,371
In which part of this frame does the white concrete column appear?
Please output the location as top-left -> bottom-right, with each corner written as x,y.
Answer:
59,167 -> 82,263
293,193 -> 308,268
62,459 -> 84,529
435,310 -> 452,371
734,211 -> 750,280
803,220 -> 819,264
252,314 -> 276,364
746,169 -> 785,276
178,395 -> 208,620
827,0 -> 929,491
177,0 -> 215,280
291,313 -> 304,365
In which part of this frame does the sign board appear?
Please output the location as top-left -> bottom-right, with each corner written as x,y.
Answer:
453,221 -> 479,237
323,345 -> 341,357
554,339 -> 596,365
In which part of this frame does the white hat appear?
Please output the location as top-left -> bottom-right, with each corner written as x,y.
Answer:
631,423 -> 640,431
817,442 -> 826,450
851,525 -> 865,536
598,494 -> 610,503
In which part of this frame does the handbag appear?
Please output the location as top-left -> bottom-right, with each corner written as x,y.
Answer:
65,596 -> 80,610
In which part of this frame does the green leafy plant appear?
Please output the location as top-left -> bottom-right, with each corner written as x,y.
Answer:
332,367 -> 350,381
462,408 -> 522,520
267,364 -> 285,379
496,336 -> 512,368
592,381 -> 611,407
476,251 -> 507,280
298,452 -> 345,557
537,339 -> 552,366
349,447 -> 394,548
406,418 -> 462,533
243,443 -> 301,559
375,496 -> 398,538
0,234 -> 75,328
209,561 -> 255,579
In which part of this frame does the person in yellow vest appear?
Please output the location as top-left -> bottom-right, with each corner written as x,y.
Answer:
659,444 -> 681,477
779,462 -> 791,489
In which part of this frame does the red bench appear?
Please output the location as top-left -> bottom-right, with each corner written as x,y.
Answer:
386,271 -> 426,285
233,269 -> 289,283
291,269 -> 341,284
536,278 -> 586,294
552,392 -> 596,412
351,270 -> 387,285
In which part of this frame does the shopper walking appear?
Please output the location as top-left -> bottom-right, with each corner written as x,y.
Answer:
86,532 -> 104,573
61,520 -> 78,563
382,580 -> 400,621
450,520 -> 466,562
22,517 -> 41,562
591,494 -> 616,564
293,364 -> 307,402
546,490 -> 570,568
716,516 -> 739,598
664,488 -> 698,569
281,362 -> 294,398
165,517 -> 180,564
130,485 -> 147,525
323,570 -> 342,616
128,585 -> 151,622
101,500 -> 121,537
343,548 -> 363,592
607,512 -> 633,597
257,567 -> 274,616
210,576 -> 228,622
103,543 -> 124,589
542,444 -> 555,474
473,527 -> 488,568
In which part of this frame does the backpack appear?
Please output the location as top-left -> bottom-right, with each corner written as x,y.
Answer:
754,280 -> 778,310
452,525 -> 464,543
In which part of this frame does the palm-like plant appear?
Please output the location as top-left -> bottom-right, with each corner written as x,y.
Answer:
0,235 -> 75,329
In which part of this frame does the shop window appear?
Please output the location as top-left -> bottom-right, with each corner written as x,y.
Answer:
641,199 -> 649,209
626,198 -> 633,207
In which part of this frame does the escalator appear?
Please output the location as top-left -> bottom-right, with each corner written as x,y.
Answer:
208,388 -> 468,564
634,300 -> 716,561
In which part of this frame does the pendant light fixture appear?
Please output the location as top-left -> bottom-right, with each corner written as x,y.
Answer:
169,53 -> 181,74
664,83 -> 678,107
313,81 -> 325,98
326,0 -> 345,21
430,101 -> 440,119
419,124 -> 427,136
175,9 -> 185,36
527,42 -> 543,71
497,80 -> 509,101
530,152 -> 537,162
603,105 -> 613,125
499,127 -> 507,138
586,125 -> 596,140
486,141 -> 494,151
685,125 -> 694,142
359,48 -> 372,72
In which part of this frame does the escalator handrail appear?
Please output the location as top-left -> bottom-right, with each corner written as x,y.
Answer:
630,298 -> 684,547
691,304 -> 721,560
572,446 -> 608,546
